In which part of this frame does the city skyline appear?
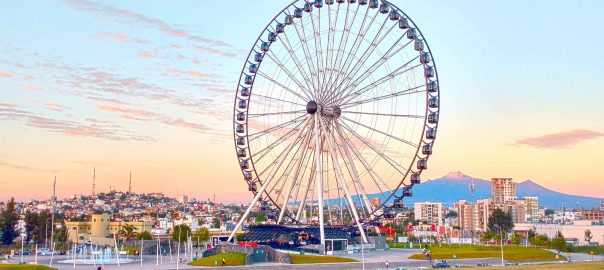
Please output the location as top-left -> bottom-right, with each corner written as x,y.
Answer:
1,0 -> 604,201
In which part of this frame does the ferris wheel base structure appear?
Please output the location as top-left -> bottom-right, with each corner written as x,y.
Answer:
228,0 -> 441,254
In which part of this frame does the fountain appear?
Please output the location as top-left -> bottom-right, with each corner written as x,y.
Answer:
58,245 -> 135,265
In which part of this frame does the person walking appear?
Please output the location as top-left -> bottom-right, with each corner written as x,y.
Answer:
385,260 -> 389,269
222,257 -> 226,266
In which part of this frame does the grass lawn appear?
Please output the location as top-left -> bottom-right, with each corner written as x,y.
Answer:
408,245 -> 563,262
290,254 -> 357,264
189,252 -> 246,266
572,246 -> 604,255
464,262 -> 604,270
0,265 -> 56,270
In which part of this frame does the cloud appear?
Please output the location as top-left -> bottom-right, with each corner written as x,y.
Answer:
63,0 -> 232,47
0,71 -> 12,78
516,129 -> 604,149
96,103 -> 212,132
137,50 -> 155,59
105,32 -> 149,45
46,102 -> 67,112
0,103 -> 154,142
0,161 -> 59,173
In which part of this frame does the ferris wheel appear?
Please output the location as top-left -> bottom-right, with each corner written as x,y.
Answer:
229,0 -> 440,245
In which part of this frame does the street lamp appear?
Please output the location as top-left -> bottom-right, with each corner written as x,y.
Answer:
493,225 -> 504,266
20,233 -> 26,264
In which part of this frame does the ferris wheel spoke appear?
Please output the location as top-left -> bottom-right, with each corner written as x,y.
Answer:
256,70 -> 309,102
247,110 -> 306,118
328,15 -> 392,103
342,111 -> 424,118
251,119 -> 307,162
323,118 -> 368,243
341,84 -> 425,109
332,129 -> 376,218
335,122 -> 393,195
292,12 -> 320,99
340,115 -> 418,148
323,3 -> 338,94
252,93 -> 306,107
339,37 -> 412,100
264,51 -> 314,100
228,117 -> 310,242
338,120 -> 407,175
248,115 -> 307,142
309,7 -> 326,99
265,132 -> 309,206
277,132 -> 312,224
323,3 -> 359,99
279,31 -> 318,94
326,7 -> 377,99
339,60 -> 422,105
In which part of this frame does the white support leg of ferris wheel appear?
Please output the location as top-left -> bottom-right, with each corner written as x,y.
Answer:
227,118 -> 310,242
277,132 -> 311,224
314,114 -> 326,247
324,126 -> 368,244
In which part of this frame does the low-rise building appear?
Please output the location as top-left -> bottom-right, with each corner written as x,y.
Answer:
65,214 -> 153,245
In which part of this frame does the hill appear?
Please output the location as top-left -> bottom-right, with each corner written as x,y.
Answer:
377,171 -> 602,208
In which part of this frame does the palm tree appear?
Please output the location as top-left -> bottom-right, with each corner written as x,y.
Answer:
119,224 -> 138,245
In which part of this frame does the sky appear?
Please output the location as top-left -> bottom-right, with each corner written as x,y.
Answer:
1,0 -> 603,202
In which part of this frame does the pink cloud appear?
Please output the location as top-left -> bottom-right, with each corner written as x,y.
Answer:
96,103 -> 211,132
63,0 -> 232,48
105,32 -> 149,45
516,129 -> 604,149
186,71 -> 203,79
46,102 -> 67,112
0,71 -> 12,78
137,50 -> 154,59
0,103 -> 154,142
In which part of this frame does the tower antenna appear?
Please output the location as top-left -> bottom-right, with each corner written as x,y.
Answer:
92,166 -> 96,196
129,171 -> 132,194
50,177 -> 56,250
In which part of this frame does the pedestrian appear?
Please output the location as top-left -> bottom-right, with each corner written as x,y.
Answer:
385,260 -> 389,269
97,266 -> 103,270
222,257 -> 226,266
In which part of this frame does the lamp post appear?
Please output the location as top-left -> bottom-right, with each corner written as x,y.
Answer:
494,225 -> 504,266
20,233 -> 26,264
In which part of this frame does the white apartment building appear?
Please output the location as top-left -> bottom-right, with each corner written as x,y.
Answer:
414,202 -> 443,226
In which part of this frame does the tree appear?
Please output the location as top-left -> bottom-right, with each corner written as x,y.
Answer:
53,220 -> 69,249
136,231 -> 153,240
445,210 -> 458,219
584,229 -> 593,243
172,224 -> 191,242
544,209 -> 555,216
0,198 -> 18,245
487,208 -> 514,240
480,230 -> 496,245
255,212 -> 266,225
212,216 -> 222,228
193,228 -> 210,243
551,231 -> 568,254
119,224 -> 138,244
512,233 -> 521,246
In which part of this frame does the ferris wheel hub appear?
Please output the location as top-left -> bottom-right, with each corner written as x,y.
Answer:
306,100 -> 318,114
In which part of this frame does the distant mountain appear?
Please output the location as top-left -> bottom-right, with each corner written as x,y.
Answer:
370,171 -> 602,209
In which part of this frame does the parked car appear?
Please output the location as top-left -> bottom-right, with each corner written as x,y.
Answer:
432,262 -> 451,268
14,249 -> 32,255
37,248 -> 56,256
